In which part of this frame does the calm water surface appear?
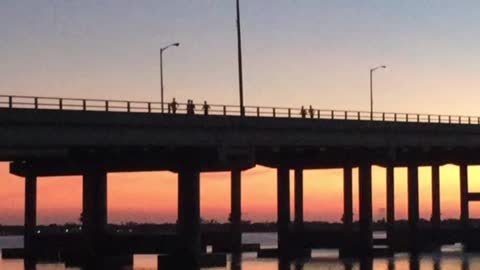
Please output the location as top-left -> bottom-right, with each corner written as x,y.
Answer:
0,233 -> 478,270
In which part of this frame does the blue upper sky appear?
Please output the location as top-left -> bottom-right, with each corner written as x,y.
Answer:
1,0 -> 480,114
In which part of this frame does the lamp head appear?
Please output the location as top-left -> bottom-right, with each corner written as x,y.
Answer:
173,43 -> 180,47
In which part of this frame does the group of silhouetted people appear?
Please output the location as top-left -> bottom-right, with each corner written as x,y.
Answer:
168,98 -> 211,115
300,105 -> 315,118
168,98 -> 316,118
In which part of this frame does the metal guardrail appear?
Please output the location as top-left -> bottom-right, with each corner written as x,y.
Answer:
0,94 -> 479,125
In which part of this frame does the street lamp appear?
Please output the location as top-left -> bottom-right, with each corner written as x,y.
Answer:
370,65 -> 386,120
236,0 -> 245,116
160,42 -> 180,113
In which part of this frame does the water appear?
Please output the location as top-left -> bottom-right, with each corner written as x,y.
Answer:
0,233 -> 478,270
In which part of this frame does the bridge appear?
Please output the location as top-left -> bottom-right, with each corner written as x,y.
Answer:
2,94 -> 480,268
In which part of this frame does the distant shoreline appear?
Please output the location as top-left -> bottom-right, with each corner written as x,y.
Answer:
0,219 -> 470,236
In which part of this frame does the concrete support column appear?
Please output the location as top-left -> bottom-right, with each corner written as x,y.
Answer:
340,165 -> 354,257
358,164 -> 373,255
231,169 -> 242,253
408,164 -> 419,251
82,168 -> 107,257
294,168 -> 304,254
277,167 -> 290,258
460,163 -> 469,229
343,166 -> 353,229
431,164 -> 441,231
177,169 -> 201,263
24,174 -> 37,257
386,166 -> 395,242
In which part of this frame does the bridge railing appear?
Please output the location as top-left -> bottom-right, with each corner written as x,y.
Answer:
1,94 -> 479,125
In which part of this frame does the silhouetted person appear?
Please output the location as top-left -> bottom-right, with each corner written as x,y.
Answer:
300,106 -> 306,118
170,98 -> 178,114
203,101 -> 210,115
187,100 -> 195,115
308,105 -> 314,118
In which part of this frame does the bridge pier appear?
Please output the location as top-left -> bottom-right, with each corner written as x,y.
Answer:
177,169 -> 201,265
459,163 -> 471,249
160,169 -> 226,269
460,163 -> 469,229
408,164 -> 419,253
386,166 -> 395,245
431,164 -> 441,243
293,168 -> 310,257
277,167 -> 291,258
231,169 -> 242,254
82,168 -> 108,263
340,165 -> 354,257
24,174 -> 37,259
358,163 -> 373,256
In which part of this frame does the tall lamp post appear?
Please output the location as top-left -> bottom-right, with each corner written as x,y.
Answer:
160,42 -> 180,113
370,65 -> 386,120
236,0 -> 245,116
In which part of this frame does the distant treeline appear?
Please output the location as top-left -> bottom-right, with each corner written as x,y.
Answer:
0,219 -> 477,236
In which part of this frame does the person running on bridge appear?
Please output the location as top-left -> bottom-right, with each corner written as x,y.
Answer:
309,105 -> 315,118
203,101 -> 210,116
170,98 -> 178,114
300,106 -> 307,118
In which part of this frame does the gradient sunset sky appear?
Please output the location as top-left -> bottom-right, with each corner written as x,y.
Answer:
2,1 -> 480,225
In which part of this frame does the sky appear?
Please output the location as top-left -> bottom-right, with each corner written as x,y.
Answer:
2,0 -> 480,224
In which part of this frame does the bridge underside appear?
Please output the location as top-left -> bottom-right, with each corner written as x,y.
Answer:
10,146 -> 480,177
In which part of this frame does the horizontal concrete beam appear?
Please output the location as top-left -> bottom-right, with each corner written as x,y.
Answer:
468,193 -> 480,201
10,149 -> 255,177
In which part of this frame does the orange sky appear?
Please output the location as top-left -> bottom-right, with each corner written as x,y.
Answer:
1,162 -> 480,225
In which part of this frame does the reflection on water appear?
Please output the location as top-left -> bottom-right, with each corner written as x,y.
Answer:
2,252 -> 480,270
2,235 -> 480,270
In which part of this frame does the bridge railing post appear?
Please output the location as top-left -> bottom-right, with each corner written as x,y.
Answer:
288,108 -> 291,118
317,110 -> 320,119
458,116 -> 461,124
382,112 -> 385,121
223,105 -> 227,116
8,96 -> 12,109
34,97 -> 38,109
273,108 -> 276,117
417,114 -> 420,123
148,103 -> 151,113
83,100 -> 87,111
344,111 -> 348,120
59,99 -> 63,110
469,117 -> 471,124
127,101 -> 131,112
256,107 -> 260,117
105,101 -> 109,112
331,110 -> 334,119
